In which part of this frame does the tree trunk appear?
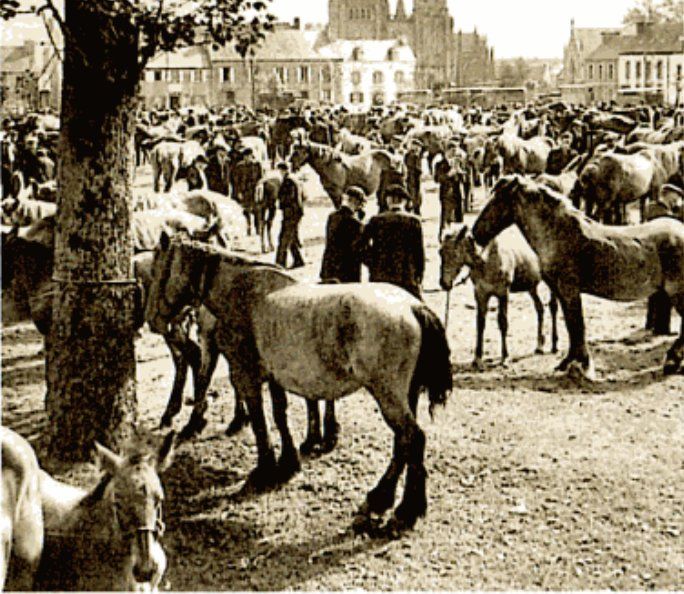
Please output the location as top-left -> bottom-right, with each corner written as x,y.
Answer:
46,2 -> 141,461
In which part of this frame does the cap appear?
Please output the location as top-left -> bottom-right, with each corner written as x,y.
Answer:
385,184 -> 411,203
345,186 -> 367,204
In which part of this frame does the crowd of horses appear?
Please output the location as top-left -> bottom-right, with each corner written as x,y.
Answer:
2,99 -> 684,590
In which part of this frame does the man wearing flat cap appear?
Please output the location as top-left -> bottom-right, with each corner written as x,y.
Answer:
320,186 -> 366,284
355,184 -> 425,299
275,161 -> 305,269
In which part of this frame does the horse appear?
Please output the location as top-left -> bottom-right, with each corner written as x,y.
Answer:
145,235 -> 453,533
440,224 -> 558,370
472,175 -> 684,380
289,141 -> 403,209
486,133 -> 555,176
1,427 -> 175,591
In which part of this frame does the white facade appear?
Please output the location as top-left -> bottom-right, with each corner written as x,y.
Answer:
318,39 -> 415,109
618,53 -> 684,105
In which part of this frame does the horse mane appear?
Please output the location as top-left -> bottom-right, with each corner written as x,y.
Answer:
179,238 -> 287,273
514,176 -> 589,231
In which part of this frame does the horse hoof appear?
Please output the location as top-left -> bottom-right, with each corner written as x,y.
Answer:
178,416 -> 208,442
159,414 -> 173,429
567,359 -> 596,382
225,414 -> 249,437
555,357 -> 571,372
471,359 -> 485,372
663,359 -> 681,375
319,434 -> 338,454
299,438 -> 321,457
245,466 -> 277,493
534,347 -> 544,355
276,453 -> 301,483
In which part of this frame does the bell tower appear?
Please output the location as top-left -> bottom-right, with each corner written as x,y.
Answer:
328,0 -> 390,41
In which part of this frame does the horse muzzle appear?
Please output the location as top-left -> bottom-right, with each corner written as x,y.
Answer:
128,530 -> 167,592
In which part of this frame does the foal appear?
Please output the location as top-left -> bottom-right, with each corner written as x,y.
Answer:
440,224 -> 559,369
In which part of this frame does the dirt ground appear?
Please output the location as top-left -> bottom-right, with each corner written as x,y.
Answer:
2,167 -> 683,590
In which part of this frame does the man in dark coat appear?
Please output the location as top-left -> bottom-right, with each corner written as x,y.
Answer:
546,132 -> 578,175
434,145 -> 466,241
275,162 -> 305,269
355,184 -> 425,299
320,186 -> 366,283
403,139 -> 423,215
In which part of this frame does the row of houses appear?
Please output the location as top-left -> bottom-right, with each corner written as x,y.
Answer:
140,21 -> 417,111
558,20 -> 684,106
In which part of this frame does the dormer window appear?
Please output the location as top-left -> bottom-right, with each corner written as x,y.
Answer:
352,47 -> 364,61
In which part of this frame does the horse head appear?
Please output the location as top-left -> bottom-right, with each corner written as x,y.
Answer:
439,224 -> 473,290
91,433 -> 176,591
472,175 -> 522,247
288,141 -> 310,171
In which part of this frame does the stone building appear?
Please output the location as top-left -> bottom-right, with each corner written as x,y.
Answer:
140,21 -> 342,110
326,0 -> 495,89
317,38 -> 415,109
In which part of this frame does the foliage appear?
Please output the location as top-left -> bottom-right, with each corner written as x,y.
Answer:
498,58 -> 531,88
0,0 -> 276,70
622,0 -> 684,24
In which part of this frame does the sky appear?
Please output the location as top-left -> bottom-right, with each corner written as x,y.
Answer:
1,0 -> 638,58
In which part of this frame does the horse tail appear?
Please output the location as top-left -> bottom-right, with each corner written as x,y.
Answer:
410,303 -> 453,417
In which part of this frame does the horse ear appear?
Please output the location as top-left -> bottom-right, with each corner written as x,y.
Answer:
94,441 -> 124,475
157,431 -> 177,473
456,224 -> 468,241
159,230 -> 170,251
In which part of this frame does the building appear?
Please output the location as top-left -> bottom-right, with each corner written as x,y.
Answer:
584,31 -> 628,103
326,0 -> 495,89
617,22 -> 684,106
317,38 -> 415,109
140,21 -> 342,110
557,20 -> 620,103
0,39 -> 61,114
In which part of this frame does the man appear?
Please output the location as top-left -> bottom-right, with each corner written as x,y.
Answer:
434,144 -> 466,242
546,132 -> 578,175
275,161 -> 305,269
355,184 -> 425,299
320,186 -> 366,283
404,139 -> 423,215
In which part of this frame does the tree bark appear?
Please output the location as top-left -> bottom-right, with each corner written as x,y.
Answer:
46,1 -> 141,461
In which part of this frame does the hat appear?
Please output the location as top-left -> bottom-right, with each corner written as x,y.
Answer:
344,186 -> 367,205
410,139 -> 423,148
276,161 -> 289,171
385,184 -> 411,203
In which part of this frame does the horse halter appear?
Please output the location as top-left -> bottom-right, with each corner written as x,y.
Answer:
112,492 -> 166,541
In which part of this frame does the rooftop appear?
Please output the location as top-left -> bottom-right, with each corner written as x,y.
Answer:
318,39 -> 415,63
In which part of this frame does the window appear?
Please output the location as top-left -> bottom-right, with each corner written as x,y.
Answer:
625,61 -> 631,79
275,66 -> 288,83
352,47 -> 364,61
202,69 -> 209,82
636,61 -> 641,79
169,69 -> 180,83
321,89 -> 332,101
645,61 -> 651,82
656,60 -> 662,80
351,70 -> 361,85
372,70 -> 384,84
588,64 -> 594,79
678,65 -> 683,82
221,66 -> 235,83
608,64 -> 614,80
321,67 -> 332,83
598,64 -> 603,80
394,70 -> 405,84
297,65 -> 311,83
373,92 -> 384,104
349,91 -> 364,104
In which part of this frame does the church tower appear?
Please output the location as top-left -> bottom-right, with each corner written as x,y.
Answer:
411,0 -> 454,88
328,0 -> 390,41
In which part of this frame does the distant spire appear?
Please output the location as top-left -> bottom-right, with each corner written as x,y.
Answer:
395,0 -> 407,20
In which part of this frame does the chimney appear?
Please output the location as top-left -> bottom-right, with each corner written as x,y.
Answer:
293,17 -> 301,29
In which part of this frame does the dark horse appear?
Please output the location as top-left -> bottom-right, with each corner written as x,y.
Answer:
145,235 -> 453,533
472,175 -> 684,379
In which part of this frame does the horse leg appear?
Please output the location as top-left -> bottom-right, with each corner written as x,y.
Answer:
318,401 -> 339,453
663,295 -> 684,375
300,400 -> 323,456
530,287 -> 545,354
549,291 -> 559,354
554,289 -> 594,380
160,336 -> 191,429
234,367 -> 278,491
497,294 -> 509,366
472,291 -> 488,371
268,380 -> 301,482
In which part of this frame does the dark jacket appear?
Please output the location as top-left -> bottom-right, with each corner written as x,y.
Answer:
320,206 -> 364,283
278,175 -> 304,220
355,208 -> 425,298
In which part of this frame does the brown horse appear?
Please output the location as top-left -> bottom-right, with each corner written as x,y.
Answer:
1,427 -> 174,591
145,235 -> 453,533
472,175 -> 684,380
440,224 -> 558,369
289,140 -> 403,209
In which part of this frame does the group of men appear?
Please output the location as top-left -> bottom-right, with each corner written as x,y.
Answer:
273,161 -> 425,299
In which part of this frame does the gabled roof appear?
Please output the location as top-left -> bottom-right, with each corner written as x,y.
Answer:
618,23 -> 684,54
572,27 -> 618,57
147,45 -> 209,69
318,39 -> 415,63
586,33 -> 634,61
211,24 -> 332,62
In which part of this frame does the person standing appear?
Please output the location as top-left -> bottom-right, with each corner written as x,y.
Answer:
355,184 -> 425,299
275,162 -> 305,269
320,186 -> 366,283
404,139 -> 423,215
